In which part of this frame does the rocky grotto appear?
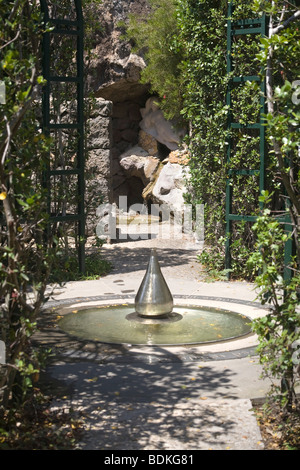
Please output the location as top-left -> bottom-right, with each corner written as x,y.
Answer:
85,0 -> 190,234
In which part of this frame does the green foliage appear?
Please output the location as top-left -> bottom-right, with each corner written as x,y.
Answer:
50,247 -> 112,283
178,0 -> 228,222
0,0 -> 56,412
248,192 -> 300,410
126,0 -> 299,408
0,383 -> 83,449
0,0 -> 109,418
125,0 -> 184,121
178,0 -> 262,278
82,0 -> 104,50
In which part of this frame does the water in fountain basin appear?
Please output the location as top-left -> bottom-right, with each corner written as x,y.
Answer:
58,304 -> 252,346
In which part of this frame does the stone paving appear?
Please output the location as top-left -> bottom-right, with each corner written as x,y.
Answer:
38,234 -> 272,451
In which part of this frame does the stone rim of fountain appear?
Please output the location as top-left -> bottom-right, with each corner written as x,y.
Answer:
40,293 -> 268,360
38,243 -> 268,360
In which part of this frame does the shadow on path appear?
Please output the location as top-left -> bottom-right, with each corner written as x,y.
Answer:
99,244 -> 201,276
45,344 -> 257,450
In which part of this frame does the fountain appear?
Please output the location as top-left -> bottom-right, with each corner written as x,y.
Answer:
58,249 -> 253,346
134,249 -> 174,318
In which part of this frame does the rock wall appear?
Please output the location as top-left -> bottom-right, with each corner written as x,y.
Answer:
86,0 -> 189,221
111,100 -> 142,202
87,0 -> 151,103
86,97 -> 113,234
87,98 -> 113,203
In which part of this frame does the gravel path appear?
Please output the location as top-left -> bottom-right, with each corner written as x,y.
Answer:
40,230 -> 268,451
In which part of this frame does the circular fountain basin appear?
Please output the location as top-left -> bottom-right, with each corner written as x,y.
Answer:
58,304 -> 252,346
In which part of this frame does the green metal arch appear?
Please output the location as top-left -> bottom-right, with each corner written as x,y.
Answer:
40,0 -> 85,273
225,2 -> 268,278
40,0 -> 83,21
225,1 -> 294,282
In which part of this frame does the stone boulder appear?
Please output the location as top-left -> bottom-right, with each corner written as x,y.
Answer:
140,97 -> 185,151
96,54 -> 148,103
138,129 -> 158,155
119,145 -> 160,186
151,162 -> 189,213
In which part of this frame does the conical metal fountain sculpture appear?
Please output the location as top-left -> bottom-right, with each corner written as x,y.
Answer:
58,248 -> 253,345
135,249 -> 174,317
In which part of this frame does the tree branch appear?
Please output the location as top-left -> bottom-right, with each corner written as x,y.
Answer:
0,26 -> 21,51
266,5 -> 300,218
8,0 -> 23,23
0,78 -> 40,162
270,10 -> 300,35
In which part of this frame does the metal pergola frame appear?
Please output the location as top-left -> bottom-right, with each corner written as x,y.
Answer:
40,0 -> 85,273
225,1 -> 293,282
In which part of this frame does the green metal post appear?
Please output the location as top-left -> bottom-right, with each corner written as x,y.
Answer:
76,0 -> 86,274
41,0 -> 51,215
40,0 -> 86,274
259,14 -> 267,211
225,1 -> 233,275
225,3 -> 268,277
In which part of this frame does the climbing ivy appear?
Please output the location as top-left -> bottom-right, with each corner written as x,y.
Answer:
125,0 -> 184,121
131,0 -> 300,411
247,0 -> 300,411
248,191 -> 300,411
177,0 -> 265,278
0,0 -> 108,418
126,0 -> 299,281
0,0 -> 55,412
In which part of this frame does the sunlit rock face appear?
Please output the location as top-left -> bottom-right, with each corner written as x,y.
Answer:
87,0 -> 151,103
86,1 -> 189,216
140,97 -> 186,151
